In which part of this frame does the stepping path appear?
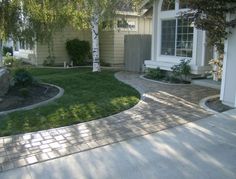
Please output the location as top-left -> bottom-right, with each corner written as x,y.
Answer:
0,72 -> 219,172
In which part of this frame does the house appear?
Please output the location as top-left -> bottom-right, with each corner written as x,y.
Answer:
14,4 -> 152,67
145,0 -> 236,107
144,0 -> 213,74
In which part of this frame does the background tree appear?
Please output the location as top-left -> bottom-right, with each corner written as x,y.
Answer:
0,0 -> 144,71
0,0 -> 76,66
0,0 -> 22,66
23,0 -> 76,60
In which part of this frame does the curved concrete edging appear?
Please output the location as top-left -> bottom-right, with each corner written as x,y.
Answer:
140,75 -> 191,86
0,83 -> 64,116
199,94 -> 220,114
115,73 -> 144,101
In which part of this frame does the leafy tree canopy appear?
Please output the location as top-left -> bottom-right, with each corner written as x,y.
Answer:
0,0 -> 22,40
0,0 -> 143,44
186,0 -> 236,54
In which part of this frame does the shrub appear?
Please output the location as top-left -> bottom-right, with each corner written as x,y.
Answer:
146,68 -> 164,80
171,59 -> 191,81
19,88 -> 29,98
66,39 -> 90,65
3,52 -> 16,67
14,68 -> 33,87
43,56 -> 55,66
2,46 -> 13,56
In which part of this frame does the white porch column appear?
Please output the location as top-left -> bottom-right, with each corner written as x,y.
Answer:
151,0 -> 158,60
220,11 -> 236,107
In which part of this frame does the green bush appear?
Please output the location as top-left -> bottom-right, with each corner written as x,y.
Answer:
3,46 -> 13,56
3,52 -> 16,67
43,56 -> 55,66
14,68 -> 33,87
171,59 -> 191,81
146,68 -> 164,80
66,39 -> 91,65
19,88 -> 30,98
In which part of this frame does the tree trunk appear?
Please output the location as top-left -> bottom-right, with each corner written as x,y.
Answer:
91,13 -> 101,72
0,40 -> 3,67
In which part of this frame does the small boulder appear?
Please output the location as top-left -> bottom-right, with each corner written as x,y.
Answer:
0,68 -> 10,97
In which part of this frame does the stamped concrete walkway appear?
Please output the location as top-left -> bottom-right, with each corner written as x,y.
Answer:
0,72 -> 219,172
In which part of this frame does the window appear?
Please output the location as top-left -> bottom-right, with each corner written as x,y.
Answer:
102,20 -> 114,30
117,19 -> 136,30
179,0 -> 190,9
161,18 -> 194,57
176,18 -> 193,57
19,40 -> 25,49
161,20 -> 176,55
19,39 -> 34,50
161,0 -> 175,11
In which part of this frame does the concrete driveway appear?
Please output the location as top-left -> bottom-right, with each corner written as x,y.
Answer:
1,109 -> 236,179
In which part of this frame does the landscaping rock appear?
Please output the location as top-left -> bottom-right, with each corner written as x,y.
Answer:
0,68 -> 10,97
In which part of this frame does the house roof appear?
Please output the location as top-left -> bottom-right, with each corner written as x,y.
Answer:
115,1 -> 134,12
115,0 -> 153,17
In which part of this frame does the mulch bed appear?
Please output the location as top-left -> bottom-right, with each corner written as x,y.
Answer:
206,97 -> 233,113
144,75 -> 191,84
0,84 -> 59,111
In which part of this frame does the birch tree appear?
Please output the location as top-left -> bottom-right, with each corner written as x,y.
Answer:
71,0 -> 143,72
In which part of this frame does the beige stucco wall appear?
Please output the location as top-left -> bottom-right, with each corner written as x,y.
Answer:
32,15 -> 152,66
100,31 -> 115,65
35,27 -> 91,65
100,16 -> 152,66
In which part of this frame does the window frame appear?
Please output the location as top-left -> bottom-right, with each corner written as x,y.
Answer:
160,0 -> 193,58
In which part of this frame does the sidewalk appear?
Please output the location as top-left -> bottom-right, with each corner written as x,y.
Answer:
1,109 -> 236,179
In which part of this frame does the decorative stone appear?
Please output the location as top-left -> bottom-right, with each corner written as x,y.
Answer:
0,68 -> 10,97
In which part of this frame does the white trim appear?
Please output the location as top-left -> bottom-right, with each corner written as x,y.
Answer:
145,59 -> 211,75
201,31 -> 206,66
220,39 -> 228,101
115,11 -> 140,17
149,0 -> 211,74
140,75 -> 190,86
192,28 -> 198,66
151,0 -> 159,60
220,13 -> 230,101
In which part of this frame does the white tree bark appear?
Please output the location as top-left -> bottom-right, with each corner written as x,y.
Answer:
91,13 -> 101,72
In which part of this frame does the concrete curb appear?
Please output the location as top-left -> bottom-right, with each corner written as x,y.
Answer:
140,75 -> 191,86
199,94 -> 220,114
0,83 -> 64,116
115,72 -> 144,100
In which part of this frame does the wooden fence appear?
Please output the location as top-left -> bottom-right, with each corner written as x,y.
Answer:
124,35 -> 151,72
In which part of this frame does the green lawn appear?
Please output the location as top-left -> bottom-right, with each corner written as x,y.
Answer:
0,68 -> 140,137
